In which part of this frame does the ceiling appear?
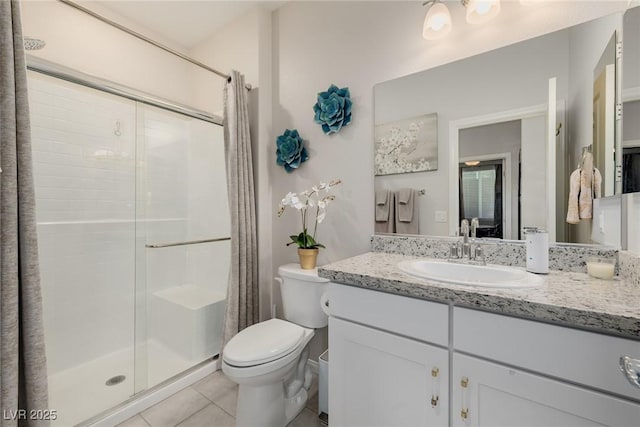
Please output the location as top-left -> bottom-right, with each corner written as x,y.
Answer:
83,0 -> 285,49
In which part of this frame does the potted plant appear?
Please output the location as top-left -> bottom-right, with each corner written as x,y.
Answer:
278,179 -> 342,269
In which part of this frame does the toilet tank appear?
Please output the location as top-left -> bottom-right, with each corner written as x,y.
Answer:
278,264 -> 329,328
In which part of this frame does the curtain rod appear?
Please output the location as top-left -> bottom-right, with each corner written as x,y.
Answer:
57,0 -> 241,85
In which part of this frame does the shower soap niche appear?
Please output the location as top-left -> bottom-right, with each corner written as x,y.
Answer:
151,284 -> 226,362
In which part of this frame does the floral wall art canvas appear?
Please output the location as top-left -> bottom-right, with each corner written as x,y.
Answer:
374,113 -> 438,175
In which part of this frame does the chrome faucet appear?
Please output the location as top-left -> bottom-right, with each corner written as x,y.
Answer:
449,218 -> 486,265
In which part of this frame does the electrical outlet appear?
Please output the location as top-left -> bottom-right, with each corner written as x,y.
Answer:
435,211 -> 447,223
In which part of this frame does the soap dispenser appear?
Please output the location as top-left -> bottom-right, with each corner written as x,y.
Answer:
524,227 -> 549,274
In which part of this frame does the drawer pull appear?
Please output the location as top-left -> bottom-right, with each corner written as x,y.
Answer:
461,408 -> 469,420
460,376 -> 470,421
461,376 -> 469,388
430,367 -> 440,408
620,356 -> 640,389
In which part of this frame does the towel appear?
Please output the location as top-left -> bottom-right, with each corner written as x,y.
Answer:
395,188 -> 419,234
397,188 -> 414,222
375,189 -> 390,221
579,153 -> 594,219
566,169 -> 581,224
375,190 -> 395,233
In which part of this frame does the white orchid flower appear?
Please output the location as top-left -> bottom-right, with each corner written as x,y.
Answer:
318,200 -> 326,209
317,210 -> 326,223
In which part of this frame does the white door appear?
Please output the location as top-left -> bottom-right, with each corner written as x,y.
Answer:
329,317 -> 448,427
452,353 -> 640,427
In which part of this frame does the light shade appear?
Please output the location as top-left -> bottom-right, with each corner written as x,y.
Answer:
423,2 -> 452,40
464,160 -> 481,166
465,0 -> 501,25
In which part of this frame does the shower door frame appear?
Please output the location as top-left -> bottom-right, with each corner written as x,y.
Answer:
27,55 -> 226,426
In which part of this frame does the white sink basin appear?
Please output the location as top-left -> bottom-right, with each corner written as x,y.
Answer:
397,259 -> 543,288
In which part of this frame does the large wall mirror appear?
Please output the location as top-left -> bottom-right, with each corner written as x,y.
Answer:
373,9 -> 634,245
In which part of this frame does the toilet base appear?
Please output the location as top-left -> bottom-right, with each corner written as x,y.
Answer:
236,381 -> 286,427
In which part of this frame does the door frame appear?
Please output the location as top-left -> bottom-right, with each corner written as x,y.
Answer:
459,153 -> 512,239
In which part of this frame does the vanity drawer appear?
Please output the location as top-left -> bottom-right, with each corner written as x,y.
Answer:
328,283 -> 448,346
453,307 -> 640,401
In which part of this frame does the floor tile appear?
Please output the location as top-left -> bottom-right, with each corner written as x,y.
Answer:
116,415 -> 151,427
140,387 -> 209,427
176,404 -> 235,427
288,408 -> 323,427
193,371 -> 238,416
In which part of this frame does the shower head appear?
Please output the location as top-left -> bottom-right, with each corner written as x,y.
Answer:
23,37 -> 46,51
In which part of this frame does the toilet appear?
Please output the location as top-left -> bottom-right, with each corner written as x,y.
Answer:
222,264 -> 330,427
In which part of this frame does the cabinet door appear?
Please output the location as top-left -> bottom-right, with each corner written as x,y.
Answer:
452,353 -> 640,427
329,317 -> 448,427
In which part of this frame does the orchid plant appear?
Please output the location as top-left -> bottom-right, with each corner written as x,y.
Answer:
278,179 -> 342,249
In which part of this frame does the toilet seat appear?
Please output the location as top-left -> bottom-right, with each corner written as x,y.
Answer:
223,319 -> 306,367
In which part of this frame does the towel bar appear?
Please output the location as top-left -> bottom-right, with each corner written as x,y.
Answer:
146,237 -> 231,248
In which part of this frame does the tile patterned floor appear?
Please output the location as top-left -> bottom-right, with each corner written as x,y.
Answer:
117,371 -> 323,427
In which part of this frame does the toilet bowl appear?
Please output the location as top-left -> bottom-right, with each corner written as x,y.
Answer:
222,264 -> 330,427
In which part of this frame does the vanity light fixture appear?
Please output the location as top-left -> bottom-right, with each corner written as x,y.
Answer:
422,0 -> 453,40
423,0 -> 502,40
464,160 -> 481,166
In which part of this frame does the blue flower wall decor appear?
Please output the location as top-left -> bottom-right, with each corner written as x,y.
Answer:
276,129 -> 309,173
313,84 -> 352,135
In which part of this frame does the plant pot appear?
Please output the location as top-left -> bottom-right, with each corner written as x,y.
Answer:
298,248 -> 319,270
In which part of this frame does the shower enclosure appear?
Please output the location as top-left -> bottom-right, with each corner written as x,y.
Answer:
27,59 -> 229,426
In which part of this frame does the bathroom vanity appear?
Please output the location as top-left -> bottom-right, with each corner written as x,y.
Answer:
320,245 -> 640,427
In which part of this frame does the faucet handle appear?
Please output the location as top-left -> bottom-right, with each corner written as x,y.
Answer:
471,218 -> 479,239
460,219 -> 469,236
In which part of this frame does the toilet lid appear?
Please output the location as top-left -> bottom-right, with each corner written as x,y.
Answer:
223,318 -> 305,367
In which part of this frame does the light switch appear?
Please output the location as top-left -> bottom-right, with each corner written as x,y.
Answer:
435,211 -> 447,223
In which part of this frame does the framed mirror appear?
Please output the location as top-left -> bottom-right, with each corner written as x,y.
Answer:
374,11 -> 625,245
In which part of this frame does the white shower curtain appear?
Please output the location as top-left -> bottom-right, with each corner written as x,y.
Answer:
221,70 -> 258,348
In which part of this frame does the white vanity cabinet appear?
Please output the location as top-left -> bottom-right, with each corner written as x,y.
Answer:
452,307 -> 640,426
451,353 -> 640,427
328,283 -> 640,426
328,284 -> 449,427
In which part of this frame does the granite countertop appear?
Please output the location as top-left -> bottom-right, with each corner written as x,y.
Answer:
318,252 -> 640,339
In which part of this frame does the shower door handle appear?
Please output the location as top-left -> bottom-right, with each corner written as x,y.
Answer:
145,237 -> 231,248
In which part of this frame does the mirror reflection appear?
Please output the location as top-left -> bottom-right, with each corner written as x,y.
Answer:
374,11 -> 625,244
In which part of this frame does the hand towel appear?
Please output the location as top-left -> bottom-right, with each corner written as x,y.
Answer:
397,188 -> 414,222
375,191 -> 395,233
566,168 -> 581,224
593,167 -> 602,199
579,152 -> 594,219
395,188 -> 419,234
375,189 -> 390,222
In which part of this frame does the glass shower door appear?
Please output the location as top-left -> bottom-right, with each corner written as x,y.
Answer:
136,104 -> 229,390
29,71 -> 137,427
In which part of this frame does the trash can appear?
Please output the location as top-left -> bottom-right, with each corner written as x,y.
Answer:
319,349 -> 329,423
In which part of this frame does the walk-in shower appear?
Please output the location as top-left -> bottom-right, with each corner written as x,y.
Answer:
27,58 -> 229,426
